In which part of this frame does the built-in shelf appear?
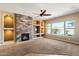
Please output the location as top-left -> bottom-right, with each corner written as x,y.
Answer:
33,25 -> 40,26
41,27 -> 44,28
40,33 -> 44,34
4,28 -> 15,30
33,33 -> 40,35
32,20 -> 45,38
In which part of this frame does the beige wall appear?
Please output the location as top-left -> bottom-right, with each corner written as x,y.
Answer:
45,12 -> 79,44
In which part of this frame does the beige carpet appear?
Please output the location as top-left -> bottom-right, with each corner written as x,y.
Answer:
0,38 -> 79,56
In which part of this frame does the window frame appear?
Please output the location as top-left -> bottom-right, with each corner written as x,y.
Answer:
46,20 -> 75,36
51,22 -> 64,35
64,20 -> 75,36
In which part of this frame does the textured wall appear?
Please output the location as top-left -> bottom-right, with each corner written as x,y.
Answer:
15,14 -> 32,41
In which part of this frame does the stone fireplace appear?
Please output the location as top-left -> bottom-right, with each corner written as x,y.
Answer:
15,14 -> 32,42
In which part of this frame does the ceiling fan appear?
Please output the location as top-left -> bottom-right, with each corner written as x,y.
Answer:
33,10 -> 51,17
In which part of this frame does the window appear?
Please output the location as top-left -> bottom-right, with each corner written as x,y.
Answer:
46,20 -> 75,36
52,22 -> 64,35
46,24 -> 51,34
65,20 -> 75,36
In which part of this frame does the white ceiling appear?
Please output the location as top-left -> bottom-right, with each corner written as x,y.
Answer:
0,3 -> 79,19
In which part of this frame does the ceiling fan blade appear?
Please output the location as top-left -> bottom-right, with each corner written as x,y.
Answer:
40,10 -> 46,16
43,14 -> 51,16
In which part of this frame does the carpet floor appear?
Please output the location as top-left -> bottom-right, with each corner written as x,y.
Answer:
0,38 -> 79,56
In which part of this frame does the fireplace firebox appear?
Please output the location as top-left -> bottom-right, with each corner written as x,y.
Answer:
21,33 -> 29,41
